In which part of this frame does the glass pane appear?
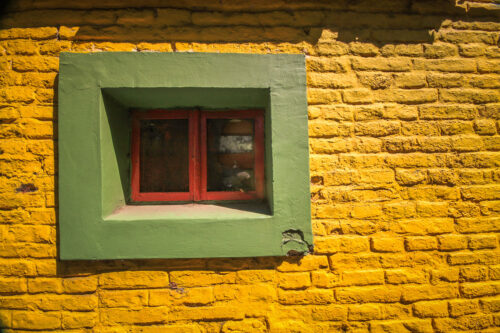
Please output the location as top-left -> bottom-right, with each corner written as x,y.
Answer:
140,119 -> 189,192
207,118 -> 255,192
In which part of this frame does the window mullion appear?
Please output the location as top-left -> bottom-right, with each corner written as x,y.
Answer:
192,110 -> 202,201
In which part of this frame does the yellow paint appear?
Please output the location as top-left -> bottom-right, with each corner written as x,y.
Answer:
0,0 -> 499,331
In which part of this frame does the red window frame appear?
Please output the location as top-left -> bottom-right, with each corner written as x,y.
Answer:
131,109 -> 265,202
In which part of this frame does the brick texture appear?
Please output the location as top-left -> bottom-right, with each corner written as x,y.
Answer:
0,0 -> 499,331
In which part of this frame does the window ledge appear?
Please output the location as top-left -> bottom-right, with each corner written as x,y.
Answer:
105,203 -> 271,221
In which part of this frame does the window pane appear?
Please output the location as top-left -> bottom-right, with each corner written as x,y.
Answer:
207,118 -> 255,192
140,119 -> 189,193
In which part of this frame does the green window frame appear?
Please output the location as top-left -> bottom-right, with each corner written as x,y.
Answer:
58,52 -> 312,259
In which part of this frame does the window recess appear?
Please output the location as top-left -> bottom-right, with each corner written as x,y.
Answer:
131,109 -> 265,203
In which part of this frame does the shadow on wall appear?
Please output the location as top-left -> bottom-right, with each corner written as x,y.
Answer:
0,0 -> 499,276
0,0 -> 499,46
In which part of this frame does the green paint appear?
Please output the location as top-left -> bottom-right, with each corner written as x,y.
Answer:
59,52 -> 311,260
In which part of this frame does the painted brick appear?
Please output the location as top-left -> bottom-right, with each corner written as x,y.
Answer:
1,2 -> 500,331
99,271 -> 169,289
278,272 -> 311,290
413,300 -> 449,318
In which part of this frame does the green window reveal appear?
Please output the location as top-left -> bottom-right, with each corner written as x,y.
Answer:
58,52 -> 312,260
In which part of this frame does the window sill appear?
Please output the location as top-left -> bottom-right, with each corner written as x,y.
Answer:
105,202 -> 271,222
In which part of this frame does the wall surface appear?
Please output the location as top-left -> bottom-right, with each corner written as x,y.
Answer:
0,0 -> 499,332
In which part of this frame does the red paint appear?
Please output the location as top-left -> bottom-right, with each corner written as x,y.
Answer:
131,109 -> 265,202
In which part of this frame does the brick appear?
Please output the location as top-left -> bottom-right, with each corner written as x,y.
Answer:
342,89 -> 373,104
460,266 -> 489,282
315,236 -> 369,254
307,73 -> 356,89
371,237 -> 405,252
386,269 -> 427,285
341,270 -> 384,286
169,271 -> 234,287
315,41 -> 349,56
392,218 -> 455,236
351,57 -> 411,72
462,187 -> 500,201
449,299 -> 479,317
311,271 -> 339,288
469,234 -> 497,249
469,74 -> 500,89
480,297 -> 500,313
480,201 -> 500,216
348,304 -> 383,321
278,289 -> 333,305
311,305 -> 347,321
434,315 -> 494,332
336,285 -> 401,303
0,27 -> 58,40
394,73 -> 427,88
236,270 -> 275,284
478,59 -> 500,73
423,43 -> 458,58
100,307 -> 168,325
383,202 -> 416,219
440,121 -> 475,136
306,57 -> 350,73
99,271 -> 169,289
0,278 -> 27,294
438,235 -> 468,251
460,281 -> 500,298
376,89 -> 438,104
384,137 -> 417,153
358,72 -> 392,89
427,73 -> 464,88
62,311 -> 97,329
459,43 -> 486,57
278,272 -> 311,290
354,121 -> 400,137
0,260 -> 37,276
413,59 -> 476,72
401,285 -> 459,303
277,255 -> 329,272
12,311 -> 61,330
491,266 -> 500,280
430,268 -> 459,284
405,237 -> 438,251
307,88 -> 342,104
441,89 -> 500,104
420,105 -> 477,120
1,40 -> 38,55
393,44 -> 424,57
222,319 -> 267,333
451,135 -> 483,152
448,251 -> 498,266
413,300 -> 448,318
438,31 -> 498,45
474,119 -> 497,135
62,276 -> 98,293
395,169 -> 427,185
39,40 -> 72,55
483,136 -> 500,151
349,42 -> 379,56
28,278 -> 63,293
99,290 -> 148,308
370,319 -> 433,333
416,201 -> 448,217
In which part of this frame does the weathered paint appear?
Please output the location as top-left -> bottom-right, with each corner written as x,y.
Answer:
58,52 -> 311,260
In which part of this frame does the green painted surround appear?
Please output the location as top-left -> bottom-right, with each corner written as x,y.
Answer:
58,52 -> 311,259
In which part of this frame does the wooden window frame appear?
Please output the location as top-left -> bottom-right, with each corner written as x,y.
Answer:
131,109 -> 265,203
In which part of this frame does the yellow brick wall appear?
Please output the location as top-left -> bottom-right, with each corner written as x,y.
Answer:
0,0 -> 499,332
